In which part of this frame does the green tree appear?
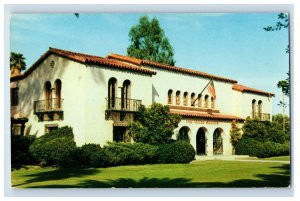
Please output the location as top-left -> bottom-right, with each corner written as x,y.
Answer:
127,16 -> 176,66
129,103 -> 181,144
272,114 -> 290,140
10,52 -> 26,71
229,120 -> 242,154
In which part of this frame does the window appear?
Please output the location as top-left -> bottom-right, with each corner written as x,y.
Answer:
44,81 -> 52,110
252,99 -> 256,118
191,93 -> 195,106
176,91 -> 181,105
122,80 -> 131,109
168,89 -> 173,104
45,124 -> 58,133
258,100 -> 262,115
183,92 -> 188,106
197,94 -> 202,108
11,88 -> 19,106
54,79 -> 62,109
211,97 -> 215,108
204,95 -> 209,108
108,78 -> 117,108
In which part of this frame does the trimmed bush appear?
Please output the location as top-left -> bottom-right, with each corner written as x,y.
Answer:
103,142 -> 158,166
156,141 -> 195,163
236,136 -> 290,158
29,126 -> 77,167
11,135 -> 36,166
78,144 -> 107,168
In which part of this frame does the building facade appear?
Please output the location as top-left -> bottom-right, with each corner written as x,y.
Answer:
10,47 -> 274,156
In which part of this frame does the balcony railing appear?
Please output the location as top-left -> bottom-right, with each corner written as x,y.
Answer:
34,98 -> 63,113
251,112 -> 271,121
106,97 -> 141,112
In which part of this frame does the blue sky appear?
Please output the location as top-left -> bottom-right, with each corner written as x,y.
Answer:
10,13 -> 289,115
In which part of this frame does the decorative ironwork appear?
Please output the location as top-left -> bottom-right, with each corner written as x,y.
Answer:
106,97 -> 141,112
34,98 -> 63,113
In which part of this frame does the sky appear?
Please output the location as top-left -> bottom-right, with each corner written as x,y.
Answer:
10,13 -> 289,115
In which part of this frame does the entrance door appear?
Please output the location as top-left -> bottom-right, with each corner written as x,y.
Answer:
113,126 -> 126,142
196,128 -> 206,155
213,129 -> 223,155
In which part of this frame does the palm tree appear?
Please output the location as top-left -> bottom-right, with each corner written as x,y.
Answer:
10,52 -> 26,76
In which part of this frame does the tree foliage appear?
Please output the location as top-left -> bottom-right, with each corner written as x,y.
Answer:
129,103 -> 181,144
127,16 -> 176,66
10,52 -> 26,71
277,74 -> 290,97
229,120 -> 242,154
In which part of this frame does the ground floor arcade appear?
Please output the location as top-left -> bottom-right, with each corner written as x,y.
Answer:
174,118 -> 237,156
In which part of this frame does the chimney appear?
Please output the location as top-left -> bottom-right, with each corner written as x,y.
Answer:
10,66 -> 21,77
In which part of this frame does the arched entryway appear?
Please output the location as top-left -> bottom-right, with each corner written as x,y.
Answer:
213,128 -> 223,155
196,127 -> 207,155
178,126 -> 190,142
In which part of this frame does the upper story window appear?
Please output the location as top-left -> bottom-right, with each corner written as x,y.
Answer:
183,92 -> 188,106
176,91 -> 181,105
44,81 -> 52,110
108,78 -> 117,108
54,79 -> 62,109
191,93 -> 195,107
252,99 -> 256,117
258,100 -> 262,114
211,97 -> 215,108
11,88 -> 19,106
122,80 -> 131,109
197,94 -> 202,108
204,95 -> 209,108
168,89 -> 173,104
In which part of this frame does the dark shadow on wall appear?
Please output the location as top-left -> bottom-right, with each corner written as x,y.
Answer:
22,164 -> 290,188
152,84 -> 159,103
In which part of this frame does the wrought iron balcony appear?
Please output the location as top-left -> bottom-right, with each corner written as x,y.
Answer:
106,97 -> 141,112
34,98 -> 63,114
251,112 -> 271,121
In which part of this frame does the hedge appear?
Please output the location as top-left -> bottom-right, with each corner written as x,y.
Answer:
235,136 -> 290,158
29,126 -> 78,167
11,135 -> 36,166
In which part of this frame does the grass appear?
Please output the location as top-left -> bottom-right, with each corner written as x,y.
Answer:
238,156 -> 290,161
11,160 -> 290,188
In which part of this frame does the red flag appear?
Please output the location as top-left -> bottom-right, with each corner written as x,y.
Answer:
208,81 -> 216,100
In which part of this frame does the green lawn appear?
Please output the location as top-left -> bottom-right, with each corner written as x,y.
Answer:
238,156 -> 290,161
11,160 -> 290,188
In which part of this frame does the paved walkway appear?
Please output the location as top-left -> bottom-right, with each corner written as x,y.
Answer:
193,155 -> 290,164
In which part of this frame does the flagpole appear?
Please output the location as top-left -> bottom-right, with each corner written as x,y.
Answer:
191,79 -> 213,106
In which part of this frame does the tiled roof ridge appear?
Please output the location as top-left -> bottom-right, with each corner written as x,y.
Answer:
107,53 -> 238,83
232,84 -> 274,96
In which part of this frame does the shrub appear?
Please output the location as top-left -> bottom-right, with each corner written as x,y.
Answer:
29,126 -> 77,167
11,135 -> 36,166
236,136 -> 290,158
78,144 -> 106,168
103,142 -> 158,166
156,141 -> 195,164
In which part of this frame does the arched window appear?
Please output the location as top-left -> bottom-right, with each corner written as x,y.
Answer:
191,93 -> 195,106
178,126 -> 190,142
176,91 -> 181,105
54,79 -> 62,109
183,92 -> 188,106
108,78 -> 117,109
213,128 -> 223,155
44,81 -> 52,110
258,100 -> 262,119
252,99 -> 256,118
197,94 -> 202,108
204,95 -> 209,108
168,89 -> 173,104
211,97 -> 215,109
122,80 -> 131,109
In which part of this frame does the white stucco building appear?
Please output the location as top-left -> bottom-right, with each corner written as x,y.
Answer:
10,47 -> 274,156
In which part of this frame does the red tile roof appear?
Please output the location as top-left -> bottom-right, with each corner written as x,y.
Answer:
170,109 -> 244,121
11,48 -> 156,81
107,53 -> 238,83
232,84 -> 274,97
